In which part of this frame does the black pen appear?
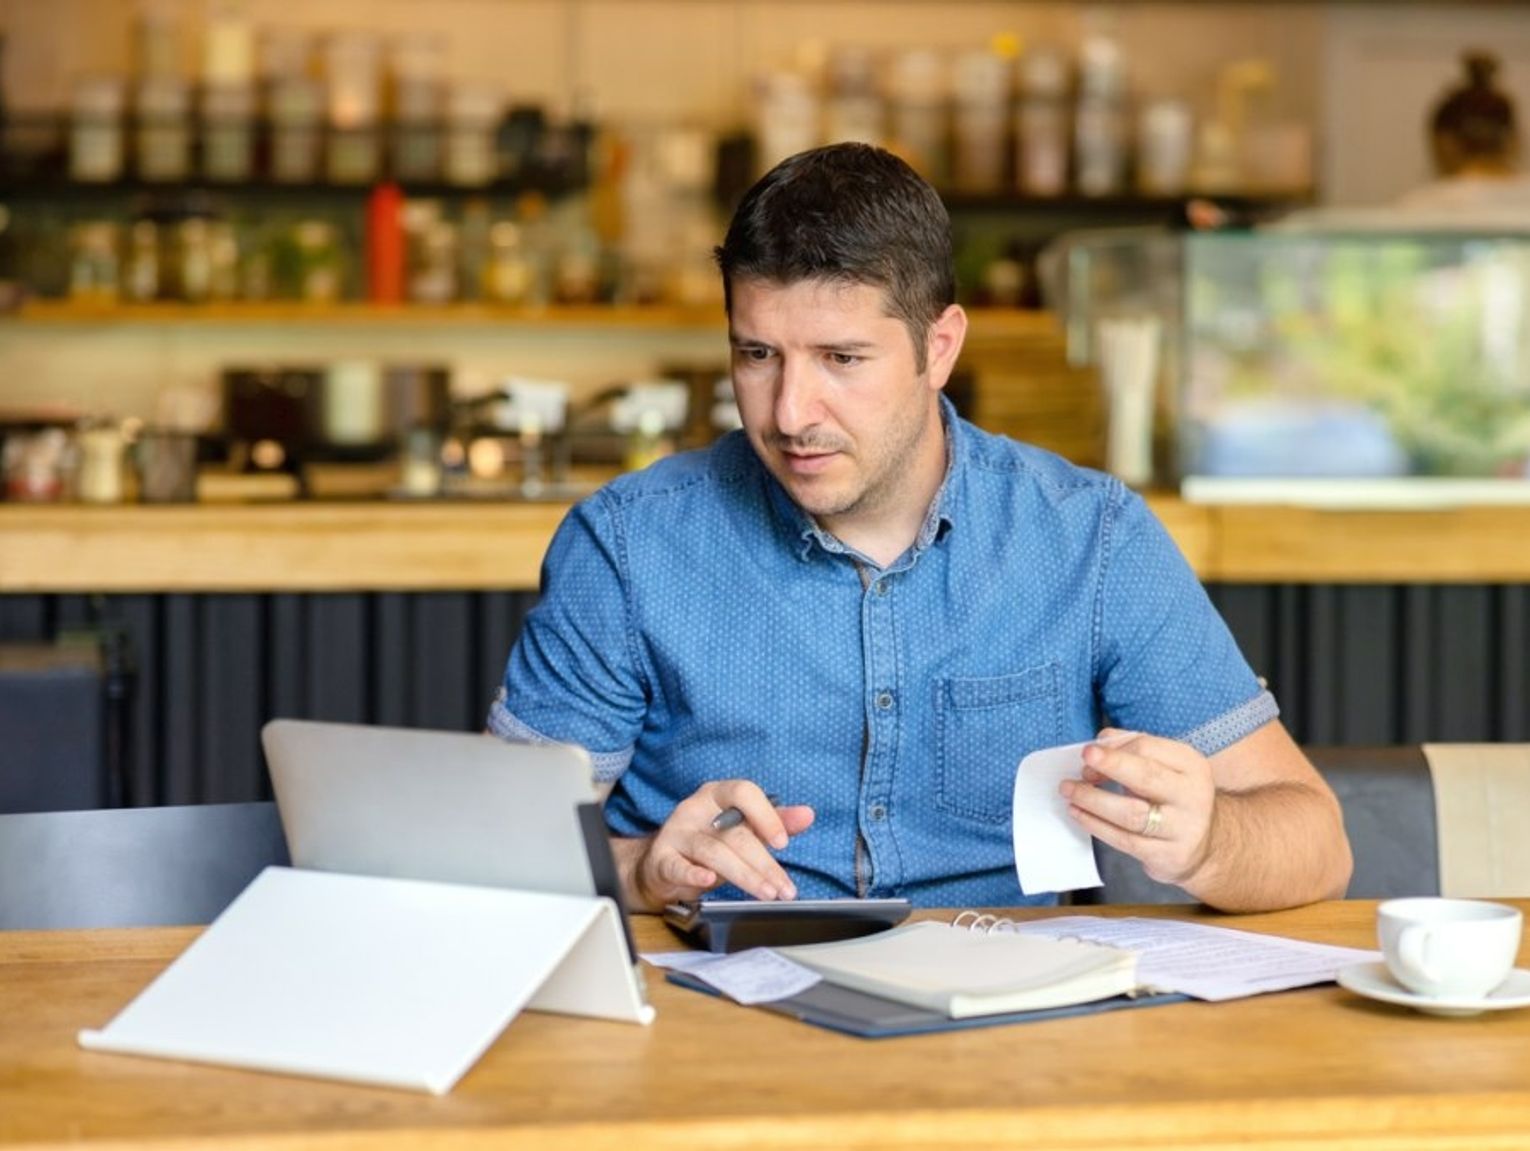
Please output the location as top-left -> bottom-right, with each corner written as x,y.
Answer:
711,794 -> 781,832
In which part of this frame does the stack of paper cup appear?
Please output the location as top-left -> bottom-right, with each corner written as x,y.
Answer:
1095,315 -> 1162,488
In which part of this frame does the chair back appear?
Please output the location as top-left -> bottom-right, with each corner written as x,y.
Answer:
0,802 -> 289,930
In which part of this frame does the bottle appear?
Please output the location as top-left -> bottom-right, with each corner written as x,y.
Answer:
366,182 -> 405,303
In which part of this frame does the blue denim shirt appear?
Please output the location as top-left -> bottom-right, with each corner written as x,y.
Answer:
490,400 -> 1276,908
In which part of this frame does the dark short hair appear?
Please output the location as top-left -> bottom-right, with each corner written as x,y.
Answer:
1431,51 -> 1518,164
715,143 -> 955,369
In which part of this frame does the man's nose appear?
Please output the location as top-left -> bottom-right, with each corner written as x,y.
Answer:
775,357 -> 821,437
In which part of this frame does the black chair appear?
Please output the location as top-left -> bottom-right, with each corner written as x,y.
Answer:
0,801 -> 290,930
1088,745 -> 1441,904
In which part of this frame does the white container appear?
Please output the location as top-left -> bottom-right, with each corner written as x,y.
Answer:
323,361 -> 386,446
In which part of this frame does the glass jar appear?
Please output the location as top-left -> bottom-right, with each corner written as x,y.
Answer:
269,76 -> 322,183
445,84 -> 499,187
292,220 -> 343,302
325,32 -> 381,184
69,221 -> 121,304
1015,46 -> 1070,197
887,49 -> 948,185
201,83 -> 255,182
407,219 -> 459,303
484,220 -> 535,304
136,76 -> 191,182
175,217 -> 214,303
951,49 -> 1011,195
124,219 -> 161,302
70,76 -> 125,183
391,34 -> 443,183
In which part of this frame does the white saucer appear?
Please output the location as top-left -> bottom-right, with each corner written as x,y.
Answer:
1337,962 -> 1530,1017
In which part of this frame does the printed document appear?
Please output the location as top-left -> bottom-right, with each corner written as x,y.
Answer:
1002,915 -> 1380,1001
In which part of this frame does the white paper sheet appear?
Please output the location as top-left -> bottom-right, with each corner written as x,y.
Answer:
1002,915 -> 1380,1001
640,950 -> 732,972
1012,742 -> 1103,895
673,947 -> 822,1004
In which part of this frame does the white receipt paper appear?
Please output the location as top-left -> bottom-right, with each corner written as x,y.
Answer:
1012,741 -> 1103,895
665,948 -> 822,1005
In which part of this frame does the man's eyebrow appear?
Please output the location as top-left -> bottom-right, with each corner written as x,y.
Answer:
728,331 -> 771,347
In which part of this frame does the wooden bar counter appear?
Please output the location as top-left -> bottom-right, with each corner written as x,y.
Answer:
4,901 -> 1530,1150
6,497 -> 1530,592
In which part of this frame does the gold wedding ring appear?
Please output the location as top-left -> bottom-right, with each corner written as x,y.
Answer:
1142,802 -> 1164,837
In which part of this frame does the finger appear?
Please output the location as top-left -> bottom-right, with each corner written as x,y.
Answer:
1094,727 -> 1141,749
655,852 -> 717,891
1069,802 -> 1163,861
687,829 -> 798,901
778,804 -> 815,836
710,782 -> 791,848
1081,741 -> 1176,799
1062,780 -> 1157,836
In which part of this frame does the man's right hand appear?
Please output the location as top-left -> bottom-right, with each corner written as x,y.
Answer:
611,780 -> 815,912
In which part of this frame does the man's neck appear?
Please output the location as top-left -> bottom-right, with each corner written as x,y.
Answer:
820,422 -> 950,569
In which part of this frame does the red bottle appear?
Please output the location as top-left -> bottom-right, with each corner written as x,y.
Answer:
366,182 -> 405,303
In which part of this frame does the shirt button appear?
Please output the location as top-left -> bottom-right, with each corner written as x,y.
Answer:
875,691 -> 894,710
875,579 -> 889,596
869,803 -> 887,821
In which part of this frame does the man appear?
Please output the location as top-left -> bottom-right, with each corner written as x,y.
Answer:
490,143 -> 1352,914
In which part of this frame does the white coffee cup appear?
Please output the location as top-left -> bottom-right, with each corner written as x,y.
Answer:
1377,897 -> 1523,999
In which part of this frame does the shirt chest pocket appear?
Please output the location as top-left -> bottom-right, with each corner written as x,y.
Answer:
935,662 -> 1063,824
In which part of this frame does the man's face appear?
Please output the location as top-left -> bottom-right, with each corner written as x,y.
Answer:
728,277 -> 953,538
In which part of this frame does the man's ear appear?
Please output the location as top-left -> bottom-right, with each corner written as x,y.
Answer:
925,304 -> 969,391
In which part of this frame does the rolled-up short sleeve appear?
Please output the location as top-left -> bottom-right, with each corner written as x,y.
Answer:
1094,484 -> 1277,755
488,494 -> 648,782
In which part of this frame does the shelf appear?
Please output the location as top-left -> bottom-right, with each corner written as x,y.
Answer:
1,299 -> 1063,338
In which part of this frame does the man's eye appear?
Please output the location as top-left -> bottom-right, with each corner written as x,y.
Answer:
828,353 -> 861,367
738,346 -> 773,362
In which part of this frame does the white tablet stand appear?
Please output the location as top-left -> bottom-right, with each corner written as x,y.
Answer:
80,866 -> 653,1094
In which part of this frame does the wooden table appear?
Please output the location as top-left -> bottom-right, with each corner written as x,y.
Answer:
4,901 -> 1530,1150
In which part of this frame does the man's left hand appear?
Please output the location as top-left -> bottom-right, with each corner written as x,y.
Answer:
1059,728 -> 1217,887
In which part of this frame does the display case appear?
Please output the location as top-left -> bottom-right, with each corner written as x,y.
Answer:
1180,229 -> 1530,500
